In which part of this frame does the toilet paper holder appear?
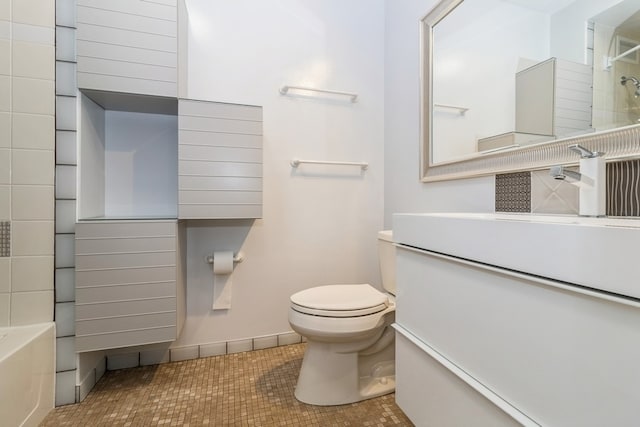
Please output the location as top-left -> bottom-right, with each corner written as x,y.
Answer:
205,252 -> 244,264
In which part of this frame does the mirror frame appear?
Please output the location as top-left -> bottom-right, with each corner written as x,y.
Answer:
420,0 -> 640,182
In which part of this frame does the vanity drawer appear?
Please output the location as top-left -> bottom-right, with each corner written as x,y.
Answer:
395,329 -> 525,427
395,244 -> 640,426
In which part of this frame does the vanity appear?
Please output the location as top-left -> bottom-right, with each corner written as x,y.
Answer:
392,213 -> 640,426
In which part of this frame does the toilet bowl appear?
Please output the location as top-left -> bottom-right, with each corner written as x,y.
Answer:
288,231 -> 396,406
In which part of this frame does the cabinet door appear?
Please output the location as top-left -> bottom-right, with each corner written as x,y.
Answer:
75,220 -> 179,352
178,99 -> 263,219
76,0 -> 177,97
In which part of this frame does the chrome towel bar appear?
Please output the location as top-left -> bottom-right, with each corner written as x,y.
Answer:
290,159 -> 368,170
280,85 -> 358,102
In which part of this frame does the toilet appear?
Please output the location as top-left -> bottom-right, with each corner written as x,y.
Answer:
288,230 -> 396,406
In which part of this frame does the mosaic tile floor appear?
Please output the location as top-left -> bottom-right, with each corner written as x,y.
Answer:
41,343 -> 413,426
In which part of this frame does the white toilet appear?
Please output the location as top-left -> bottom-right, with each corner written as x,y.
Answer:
288,230 -> 396,406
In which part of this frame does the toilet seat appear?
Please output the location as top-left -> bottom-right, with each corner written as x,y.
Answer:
291,284 -> 389,318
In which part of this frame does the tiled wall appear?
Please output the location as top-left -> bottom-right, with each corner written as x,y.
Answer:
496,159 -> 640,216
0,1 -> 55,325
55,0 -> 79,406
104,332 -> 305,370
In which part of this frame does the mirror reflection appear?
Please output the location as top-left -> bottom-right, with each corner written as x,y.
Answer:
429,0 -> 640,164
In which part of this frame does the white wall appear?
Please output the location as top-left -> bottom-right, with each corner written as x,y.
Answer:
0,0 -> 56,326
173,0 -> 385,346
383,0 -> 495,227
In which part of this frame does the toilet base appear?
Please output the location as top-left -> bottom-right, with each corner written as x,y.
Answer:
294,338 -> 395,406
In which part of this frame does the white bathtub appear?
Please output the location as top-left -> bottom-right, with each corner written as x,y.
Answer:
0,323 -> 55,427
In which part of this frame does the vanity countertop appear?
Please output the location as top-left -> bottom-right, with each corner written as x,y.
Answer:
393,212 -> 640,300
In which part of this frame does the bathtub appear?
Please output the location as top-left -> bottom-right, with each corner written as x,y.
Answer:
0,323 -> 55,427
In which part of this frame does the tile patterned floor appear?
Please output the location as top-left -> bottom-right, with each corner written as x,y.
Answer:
41,343 -> 413,426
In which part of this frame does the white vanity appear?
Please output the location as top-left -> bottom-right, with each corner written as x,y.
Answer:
393,213 -> 640,426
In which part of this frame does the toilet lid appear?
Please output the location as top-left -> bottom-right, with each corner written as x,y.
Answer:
290,284 -> 388,317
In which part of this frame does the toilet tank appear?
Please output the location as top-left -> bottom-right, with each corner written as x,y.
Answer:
378,230 -> 396,295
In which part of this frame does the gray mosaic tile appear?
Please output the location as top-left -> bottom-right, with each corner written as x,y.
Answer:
0,221 -> 9,257
495,172 -> 531,213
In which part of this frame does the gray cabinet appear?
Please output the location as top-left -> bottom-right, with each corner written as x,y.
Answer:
76,0 -> 178,97
178,100 -> 263,219
75,220 -> 186,352
516,57 -> 592,138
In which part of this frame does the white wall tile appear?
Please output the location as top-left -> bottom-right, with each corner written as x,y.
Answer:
10,289 -> 53,325
253,335 -> 277,350
0,75 -> 9,112
54,234 -> 74,268
11,149 -> 54,185
55,62 -> 76,96
106,352 -> 139,370
12,41 -> 54,80
227,339 -> 253,354
170,345 -> 199,362
0,258 -> 9,292
12,77 -> 54,115
199,342 -> 227,358
0,0 -> 8,22
55,165 -> 76,199
55,301 -> 75,337
55,370 -> 76,406
54,267 -> 75,302
55,96 -> 77,131
12,113 -> 55,150
0,149 -> 9,184
0,112 -> 9,148
0,22 -> 8,42
140,348 -> 170,366
55,27 -> 76,62
0,292 -> 9,326
56,336 -> 76,372
11,220 -> 54,256
55,131 -> 77,165
12,23 -> 54,45
55,199 -> 76,233
56,0 -> 77,28
0,39 -> 9,75
0,185 -> 9,219
11,185 -> 54,220
11,256 -> 53,291
277,332 -> 302,346
12,0 -> 55,28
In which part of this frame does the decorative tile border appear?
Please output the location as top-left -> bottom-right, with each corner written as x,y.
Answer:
496,159 -> 640,217
0,221 -> 9,257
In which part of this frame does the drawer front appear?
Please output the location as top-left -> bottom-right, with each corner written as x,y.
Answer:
76,221 -> 176,239
395,330 -> 523,427
76,327 -> 177,352
396,245 -> 640,426
75,221 -> 178,352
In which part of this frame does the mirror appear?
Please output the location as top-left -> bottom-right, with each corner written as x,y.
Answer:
421,0 -> 640,181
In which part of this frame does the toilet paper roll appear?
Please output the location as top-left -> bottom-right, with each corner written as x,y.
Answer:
213,251 -> 234,274
212,251 -> 234,310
